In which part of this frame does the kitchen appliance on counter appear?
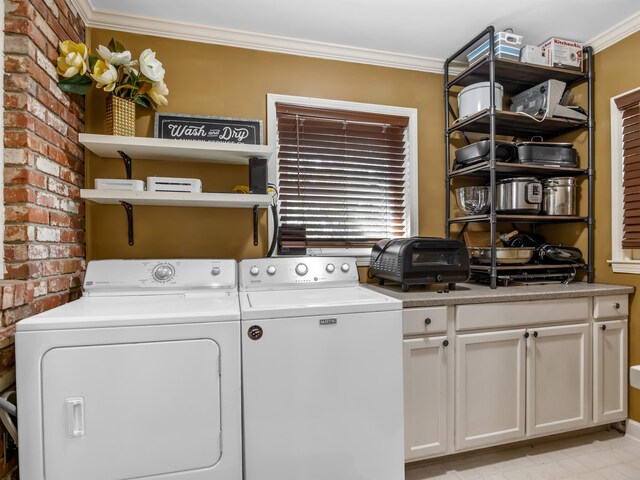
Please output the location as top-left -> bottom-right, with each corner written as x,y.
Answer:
16,259 -> 243,480
496,177 -> 542,214
238,257 -> 404,480
369,237 -> 470,291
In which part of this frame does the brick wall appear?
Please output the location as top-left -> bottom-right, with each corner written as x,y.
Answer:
1,0 -> 86,476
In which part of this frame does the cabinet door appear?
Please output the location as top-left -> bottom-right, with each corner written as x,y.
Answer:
403,336 -> 449,461
593,320 -> 628,424
455,329 -> 526,451
526,323 -> 589,437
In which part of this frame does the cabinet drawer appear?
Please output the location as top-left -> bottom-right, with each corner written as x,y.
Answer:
456,297 -> 588,331
403,307 -> 448,335
593,295 -> 628,319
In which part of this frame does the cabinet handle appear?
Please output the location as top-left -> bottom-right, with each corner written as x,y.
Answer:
443,339 -> 449,347
533,331 -> 539,338
424,318 -> 432,326
524,332 -> 530,338
601,324 -> 607,331
614,303 -> 621,310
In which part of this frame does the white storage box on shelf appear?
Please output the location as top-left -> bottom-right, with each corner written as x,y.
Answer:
95,178 -> 145,191
520,45 -> 552,66
458,82 -> 503,119
467,31 -> 523,64
147,176 -> 203,193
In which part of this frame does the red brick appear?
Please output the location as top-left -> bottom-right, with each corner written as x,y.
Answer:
4,92 -> 28,109
47,276 -> 70,292
3,303 -> 33,326
5,205 -> 49,224
4,262 -> 40,280
4,17 -> 30,35
0,345 -> 16,370
4,110 -> 35,130
4,225 -> 33,242
4,185 -> 36,203
4,167 -> 47,189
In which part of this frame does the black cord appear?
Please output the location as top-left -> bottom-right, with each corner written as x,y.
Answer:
267,183 -> 279,257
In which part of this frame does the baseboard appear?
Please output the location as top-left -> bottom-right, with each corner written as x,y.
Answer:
626,419 -> 640,442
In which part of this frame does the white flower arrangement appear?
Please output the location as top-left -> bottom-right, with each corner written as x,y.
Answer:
56,38 -> 168,109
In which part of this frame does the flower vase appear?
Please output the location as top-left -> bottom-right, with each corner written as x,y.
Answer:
105,95 -> 135,136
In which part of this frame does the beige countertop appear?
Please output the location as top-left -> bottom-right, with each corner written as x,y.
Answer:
364,282 -> 635,308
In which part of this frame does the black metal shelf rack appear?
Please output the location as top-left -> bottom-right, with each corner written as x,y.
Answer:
444,26 -> 594,288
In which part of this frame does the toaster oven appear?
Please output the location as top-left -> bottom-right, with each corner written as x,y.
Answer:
369,237 -> 469,291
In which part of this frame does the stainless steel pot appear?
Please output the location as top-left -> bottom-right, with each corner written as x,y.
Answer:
496,177 -> 542,214
543,177 -> 576,216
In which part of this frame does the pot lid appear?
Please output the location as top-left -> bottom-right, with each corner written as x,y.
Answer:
516,141 -> 574,147
497,177 -> 541,184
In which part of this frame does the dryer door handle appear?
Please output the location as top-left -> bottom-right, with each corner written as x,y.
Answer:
65,397 -> 85,438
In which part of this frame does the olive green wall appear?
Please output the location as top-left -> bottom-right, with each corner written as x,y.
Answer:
85,29 -> 446,262
86,28 -> 640,421
589,31 -> 640,423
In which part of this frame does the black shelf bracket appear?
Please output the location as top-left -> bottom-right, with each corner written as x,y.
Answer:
117,150 -> 133,179
253,205 -> 259,246
120,201 -> 134,246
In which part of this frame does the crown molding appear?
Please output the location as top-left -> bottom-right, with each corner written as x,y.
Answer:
587,10 -> 640,53
68,0 -> 445,73
70,0 -> 640,72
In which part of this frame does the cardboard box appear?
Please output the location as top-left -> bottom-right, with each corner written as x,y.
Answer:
520,45 -> 552,66
539,37 -> 583,70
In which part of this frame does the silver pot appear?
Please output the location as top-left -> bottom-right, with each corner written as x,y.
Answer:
543,177 -> 576,216
496,177 -> 542,214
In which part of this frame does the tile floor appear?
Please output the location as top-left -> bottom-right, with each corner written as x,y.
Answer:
405,430 -> 640,479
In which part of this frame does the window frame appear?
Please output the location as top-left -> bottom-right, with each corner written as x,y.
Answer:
266,93 -> 419,265
609,86 -> 640,274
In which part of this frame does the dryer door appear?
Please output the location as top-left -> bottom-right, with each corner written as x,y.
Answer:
41,339 -> 221,480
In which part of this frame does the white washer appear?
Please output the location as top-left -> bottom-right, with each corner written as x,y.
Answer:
239,257 -> 404,480
16,259 -> 242,480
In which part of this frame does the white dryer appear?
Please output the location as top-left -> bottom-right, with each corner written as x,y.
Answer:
239,257 -> 404,480
16,259 -> 242,480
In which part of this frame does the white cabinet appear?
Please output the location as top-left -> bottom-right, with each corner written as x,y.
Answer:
455,323 -> 590,451
455,329 -> 526,451
526,324 -> 590,436
403,336 -> 449,461
593,319 -> 628,424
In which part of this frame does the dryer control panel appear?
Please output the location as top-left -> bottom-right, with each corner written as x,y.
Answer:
84,259 -> 237,294
239,257 -> 359,290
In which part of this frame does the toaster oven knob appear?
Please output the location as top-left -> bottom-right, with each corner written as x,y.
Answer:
295,263 -> 308,276
266,265 -> 277,276
249,266 -> 260,276
341,263 -> 350,273
326,263 -> 335,273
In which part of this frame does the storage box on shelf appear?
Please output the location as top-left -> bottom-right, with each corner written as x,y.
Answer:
79,133 -> 275,246
444,26 -> 593,288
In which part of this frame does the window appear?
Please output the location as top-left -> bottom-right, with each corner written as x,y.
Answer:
610,86 -> 640,273
267,94 -> 418,262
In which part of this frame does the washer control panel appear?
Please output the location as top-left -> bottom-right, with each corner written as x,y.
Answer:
239,257 -> 359,290
84,259 -> 237,293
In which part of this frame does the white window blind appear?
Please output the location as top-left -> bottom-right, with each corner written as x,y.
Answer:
275,103 -> 410,249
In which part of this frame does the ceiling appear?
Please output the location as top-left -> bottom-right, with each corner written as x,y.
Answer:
81,0 -> 640,71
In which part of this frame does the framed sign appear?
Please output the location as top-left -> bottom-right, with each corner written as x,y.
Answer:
154,113 -> 263,144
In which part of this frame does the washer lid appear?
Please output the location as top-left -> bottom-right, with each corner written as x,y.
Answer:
239,286 -> 401,320
17,292 -> 240,331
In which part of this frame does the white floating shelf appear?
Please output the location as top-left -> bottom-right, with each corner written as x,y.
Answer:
81,189 -> 274,208
79,133 -> 274,164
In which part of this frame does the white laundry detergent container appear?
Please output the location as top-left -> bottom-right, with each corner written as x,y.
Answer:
457,82 -> 504,119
